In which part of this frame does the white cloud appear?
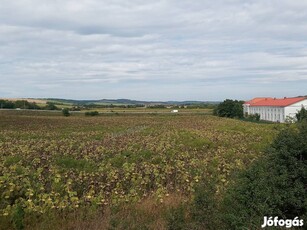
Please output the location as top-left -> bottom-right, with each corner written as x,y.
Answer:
0,0 -> 307,100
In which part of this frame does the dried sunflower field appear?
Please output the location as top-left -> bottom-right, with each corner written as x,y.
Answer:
0,111 -> 278,229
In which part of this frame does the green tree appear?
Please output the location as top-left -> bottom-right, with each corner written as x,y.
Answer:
62,108 -> 70,117
214,99 -> 244,118
0,100 -> 15,109
15,100 -> 40,110
15,100 -> 30,109
45,102 -> 58,110
221,121 -> 307,229
296,107 -> 307,122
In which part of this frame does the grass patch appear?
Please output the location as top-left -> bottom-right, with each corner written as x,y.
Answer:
55,156 -> 95,172
109,194 -> 186,230
4,155 -> 22,167
109,150 -> 154,168
177,131 -> 214,149
217,124 -> 248,133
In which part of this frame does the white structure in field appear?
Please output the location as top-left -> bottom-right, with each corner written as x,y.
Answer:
243,97 -> 307,123
171,109 -> 178,113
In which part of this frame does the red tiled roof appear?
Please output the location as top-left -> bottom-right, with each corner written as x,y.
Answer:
245,97 -> 306,107
244,97 -> 272,105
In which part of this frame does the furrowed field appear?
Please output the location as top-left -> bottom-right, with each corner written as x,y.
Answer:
0,111 -> 279,229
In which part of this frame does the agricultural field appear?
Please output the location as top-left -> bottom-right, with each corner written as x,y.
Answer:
81,107 -> 213,114
0,111 -> 279,229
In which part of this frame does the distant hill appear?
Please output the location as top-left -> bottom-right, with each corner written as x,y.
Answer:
43,98 -> 220,106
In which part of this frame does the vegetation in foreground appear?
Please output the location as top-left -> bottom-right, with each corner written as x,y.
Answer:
0,111 -> 286,229
222,120 -> 307,229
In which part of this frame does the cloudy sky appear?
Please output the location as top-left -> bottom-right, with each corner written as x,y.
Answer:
1,0 -> 307,101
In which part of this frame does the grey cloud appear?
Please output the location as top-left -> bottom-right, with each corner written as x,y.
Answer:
0,0 -> 307,100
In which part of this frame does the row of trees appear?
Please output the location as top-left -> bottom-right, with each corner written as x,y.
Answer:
0,100 -> 59,111
62,110 -> 101,117
0,100 -> 40,110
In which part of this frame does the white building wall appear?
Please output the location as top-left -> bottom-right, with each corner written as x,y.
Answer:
284,99 -> 307,120
243,104 -> 249,114
244,99 -> 307,123
246,106 -> 285,122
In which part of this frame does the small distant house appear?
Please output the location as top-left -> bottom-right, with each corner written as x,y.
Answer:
243,97 -> 307,123
171,110 -> 178,113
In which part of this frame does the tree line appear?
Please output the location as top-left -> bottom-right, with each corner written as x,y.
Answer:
0,100 -> 59,110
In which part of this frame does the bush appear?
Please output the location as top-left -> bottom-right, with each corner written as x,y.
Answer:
62,108 -> 70,117
85,111 -> 99,116
221,121 -> 307,229
245,113 -> 260,122
45,102 -> 58,110
296,107 -> 307,122
191,179 -> 221,229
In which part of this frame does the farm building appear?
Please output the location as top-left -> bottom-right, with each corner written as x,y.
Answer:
243,97 -> 307,123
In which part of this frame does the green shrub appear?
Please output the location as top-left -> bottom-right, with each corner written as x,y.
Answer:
221,121 -> 307,229
85,111 -> 99,116
45,102 -> 58,110
191,179 -> 221,230
62,108 -> 70,117
245,113 -> 260,121
296,107 -> 307,122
